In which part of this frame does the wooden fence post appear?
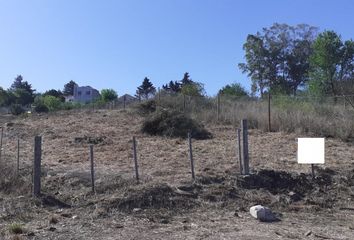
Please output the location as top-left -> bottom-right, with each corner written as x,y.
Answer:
17,138 -> 20,174
311,164 -> 315,179
123,95 -> 126,110
183,94 -> 186,113
241,120 -> 249,175
217,95 -> 221,121
90,145 -> 95,193
268,93 -> 271,132
188,132 -> 195,180
158,87 -> 161,102
133,136 -> 139,183
237,128 -> 243,174
33,136 -> 42,197
0,127 -> 3,163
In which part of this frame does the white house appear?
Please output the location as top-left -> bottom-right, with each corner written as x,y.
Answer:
66,84 -> 100,103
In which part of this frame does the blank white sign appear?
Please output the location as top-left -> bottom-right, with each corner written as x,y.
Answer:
297,138 -> 325,164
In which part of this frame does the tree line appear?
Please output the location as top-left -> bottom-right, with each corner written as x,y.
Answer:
0,77 -> 118,114
1,22 -> 352,114
239,23 -> 354,98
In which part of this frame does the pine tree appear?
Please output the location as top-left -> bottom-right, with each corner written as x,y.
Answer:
9,75 -> 35,105
63,80 -> 77,96
135,77 -> 156,100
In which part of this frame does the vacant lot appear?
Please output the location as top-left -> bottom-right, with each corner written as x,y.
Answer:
1,109 -> 354,239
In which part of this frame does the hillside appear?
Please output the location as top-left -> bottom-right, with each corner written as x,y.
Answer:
1,108 -> 354,239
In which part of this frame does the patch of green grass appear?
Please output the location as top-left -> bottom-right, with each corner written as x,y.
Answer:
8,223 -> 24,234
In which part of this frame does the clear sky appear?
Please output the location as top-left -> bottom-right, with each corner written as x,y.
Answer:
0,0 -> 353,96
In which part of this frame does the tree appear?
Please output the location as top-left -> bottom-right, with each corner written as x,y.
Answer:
136,77 -> 156,100
63,80 -> 77,96
308,31 -> 354,97
10,75 -> 35,94
162,81 -> 181,93
101,89 -> 118,102
9,75 -> 35,105
181,72 -> 194,86
43,89 -> 65,102
239,23 -> 318,96
181,82 -> 205,96
0,87 -> 9,106
219,83 -> 248,97
13,89 -> 33,105
43,95 -> 62,111
162,72 -> 205,96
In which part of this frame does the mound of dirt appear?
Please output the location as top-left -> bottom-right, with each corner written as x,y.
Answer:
237,169 -> 313,195
141,109 -> 212,139
107,184 -> 197,212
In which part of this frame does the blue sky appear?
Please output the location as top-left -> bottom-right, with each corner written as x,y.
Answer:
0,0 -> 353,96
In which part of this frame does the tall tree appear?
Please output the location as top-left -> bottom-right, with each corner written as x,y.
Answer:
181,72 -> 193,86
43,89 -> 65,102
162,72 -> 205,96
239,23 -> 318,96
10,75 -> 35,94
101,89 -> 118,102
179,72 -> 205,96
309,31 -> 354,97
63,80 -> 77,96
219,83 -> 248,97
0,87 -> 9,106
136,77 -> 156,100
162,81 -> 181,93
9,75 -> 35,105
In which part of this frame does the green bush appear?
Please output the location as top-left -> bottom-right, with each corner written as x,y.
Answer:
10,104 -> 25,115
101,89 -> 118,102
136,100 -> 157,115
43,95 -> 62,111
8,223 -> 24,234
34,102 -> 49,113
61,102 -> 75,110
142,109 -> 212,139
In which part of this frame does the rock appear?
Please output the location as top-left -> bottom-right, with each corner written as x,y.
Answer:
160,219 -> 169,224
288,191 -> 302,202
249,205 -> 278,222
6,122 -> 14,127
305,230 -> 312,236
48,227 -> 56,232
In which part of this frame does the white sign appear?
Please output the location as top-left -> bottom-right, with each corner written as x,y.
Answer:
297,138 -> 325,164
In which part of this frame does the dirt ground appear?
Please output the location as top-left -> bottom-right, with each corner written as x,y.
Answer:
1,109 -> 354,239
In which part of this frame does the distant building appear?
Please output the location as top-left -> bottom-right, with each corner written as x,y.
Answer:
117,94 -> 138,103
66,84 -> 101,103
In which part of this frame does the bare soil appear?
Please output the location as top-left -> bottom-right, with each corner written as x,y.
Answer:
1,109 -> 354,239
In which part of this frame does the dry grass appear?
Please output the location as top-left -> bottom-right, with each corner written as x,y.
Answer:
158,94 -> 354,141
1,108 -> 354,239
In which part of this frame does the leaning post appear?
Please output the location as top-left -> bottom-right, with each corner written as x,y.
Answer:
241,120 -> 249,175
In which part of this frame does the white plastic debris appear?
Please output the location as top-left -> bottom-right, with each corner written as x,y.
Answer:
249,205 -> 277,222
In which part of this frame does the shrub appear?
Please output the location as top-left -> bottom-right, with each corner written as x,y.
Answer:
10,104 -> 25,115
142,109 -> 212,139
136,100 -> 157,115
43,95 -> 62,111
34,102 -> 49,113
101,89 -> 118,102
61,102 -> 74,110
8,223 -> 24,234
